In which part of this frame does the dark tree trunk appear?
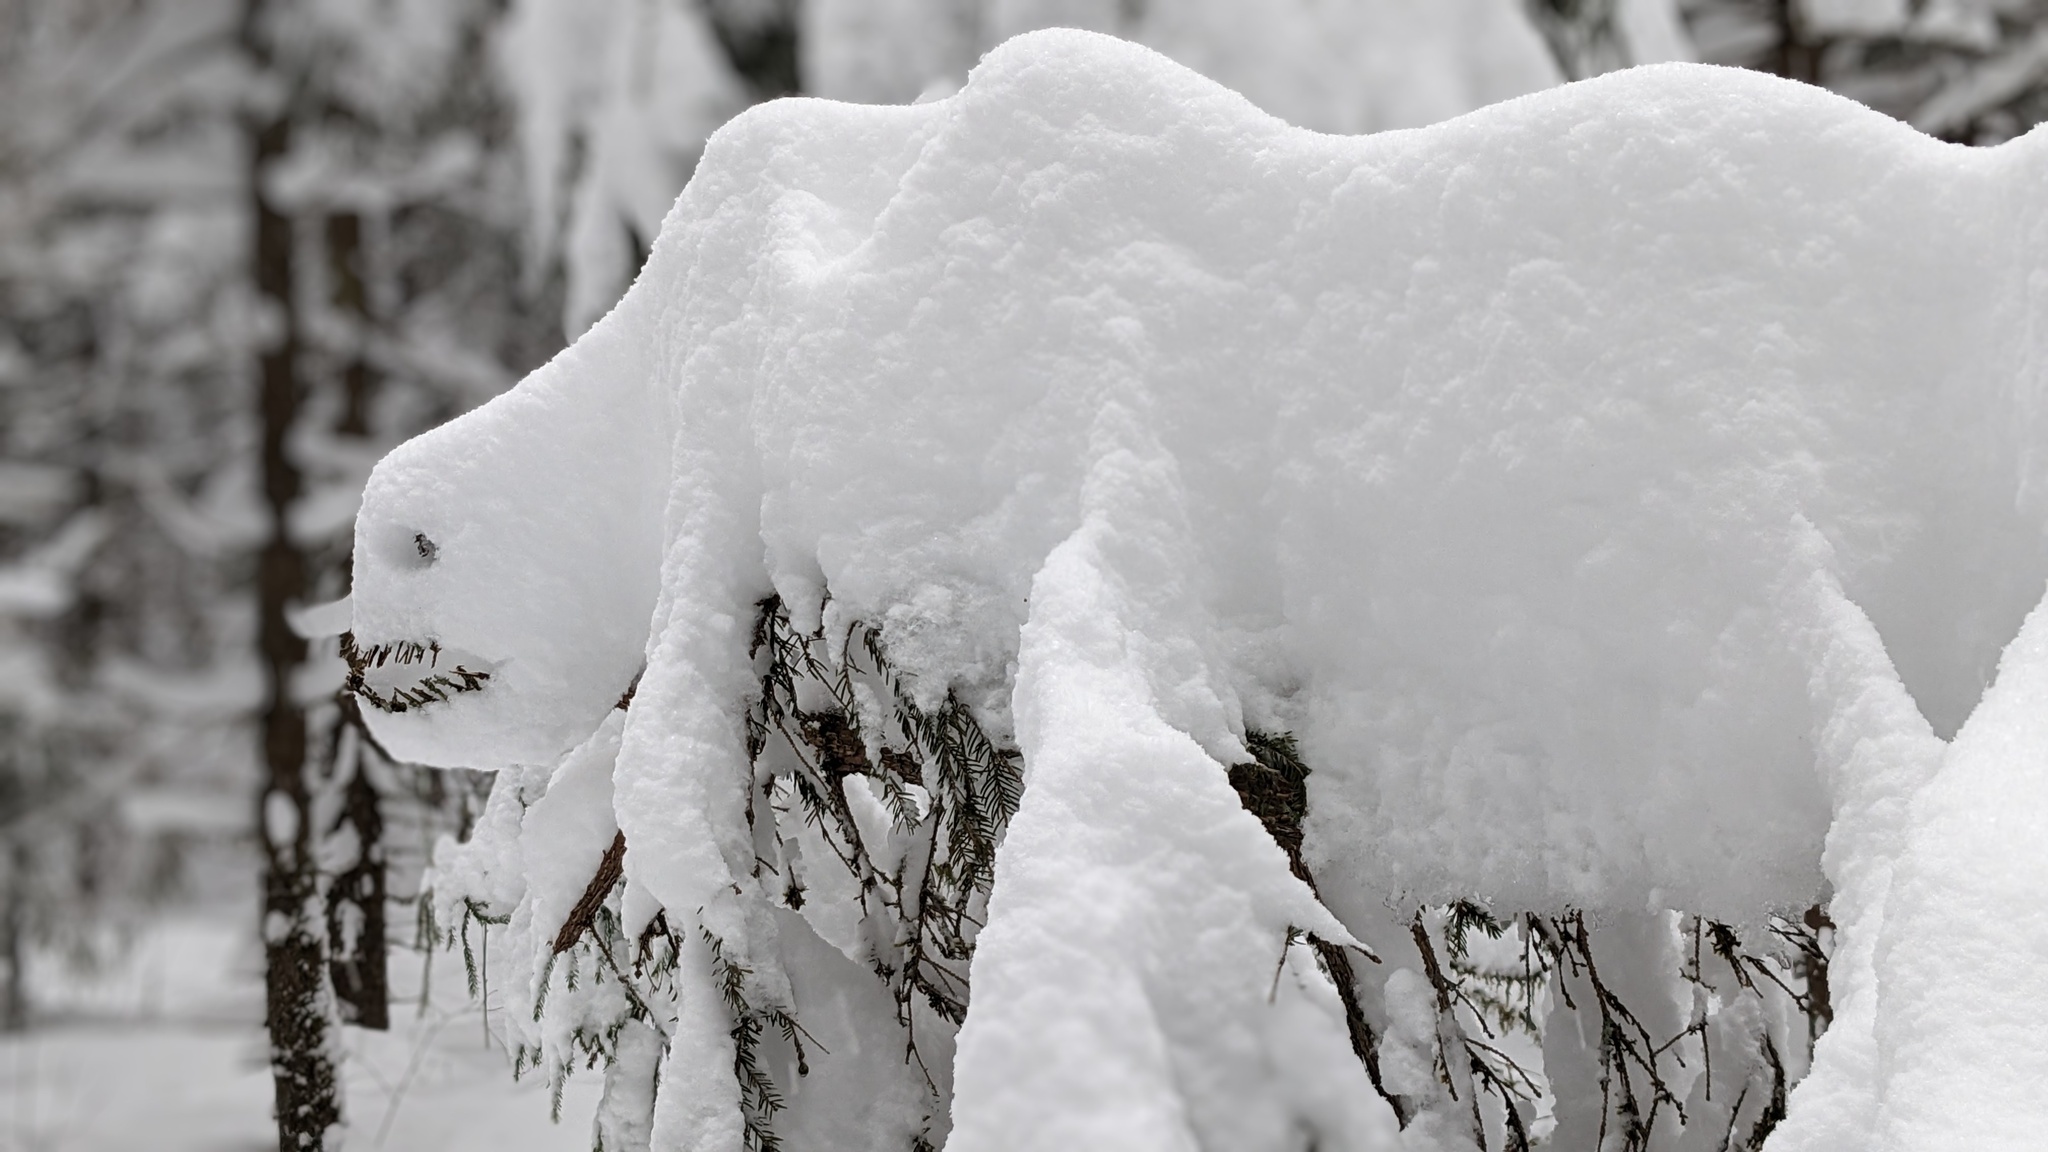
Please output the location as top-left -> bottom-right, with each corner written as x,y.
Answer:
245,1 -> 343,1145
704,0 -> 802,100
325,212 -> 376,438
327,706 -> 389,1031
319,208 -> 390,1032
0,842 -> 28,1033
1770,0 -> 1825,84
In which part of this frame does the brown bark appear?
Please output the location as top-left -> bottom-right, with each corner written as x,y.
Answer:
552,830 -> 627,955
1227,737 -> 1403,1124
320,208 -> 389,1032
1801,903 -> 1834,1046
326,212 -> 376,437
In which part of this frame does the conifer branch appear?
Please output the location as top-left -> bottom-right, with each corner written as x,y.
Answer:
552,830 -> 627,955
742,594 -> 1022,1101
1229,729 -> 1404,1122
341,631 -> 492,714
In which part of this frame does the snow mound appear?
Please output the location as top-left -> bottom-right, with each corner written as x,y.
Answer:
357,30 -> 2048,1150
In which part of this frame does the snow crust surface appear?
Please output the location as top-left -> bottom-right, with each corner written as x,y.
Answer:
356,30 -> 2048,1150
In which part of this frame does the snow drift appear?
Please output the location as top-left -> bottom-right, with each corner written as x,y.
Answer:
353,30 -> 2048,1151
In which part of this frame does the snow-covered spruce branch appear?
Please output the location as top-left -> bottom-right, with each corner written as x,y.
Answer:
1407,907 -> 1543,1150
702,925 -> 813,1152
1386,904 -> 1823,1152
418,594 -> 1033,1149
1678,920 -> 1790,1151
1545,911 -> 1693,1149
744,595 -> 1020,1077
1227,735 -> 1822,1152
415,588 -> 1834,1152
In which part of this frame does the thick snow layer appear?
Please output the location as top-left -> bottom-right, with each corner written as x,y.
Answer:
1865,593 -> 2048,1147
355,29 -> 2048,1149
949,402 -> 1379,1150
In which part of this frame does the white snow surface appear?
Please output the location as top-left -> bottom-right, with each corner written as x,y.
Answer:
0,911 -> 605,1152
356,30 -> 2048,1150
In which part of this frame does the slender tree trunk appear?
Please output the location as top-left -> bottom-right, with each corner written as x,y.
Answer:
319,212 -> 390,1032
0,841 -> 28,1033
326,213 -> 376,438
1771,0 -> 1825,84
245,2 -> 343,1145
326,706 -> 389,1030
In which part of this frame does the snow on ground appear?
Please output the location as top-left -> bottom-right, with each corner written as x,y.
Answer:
0,912 -> 600,1152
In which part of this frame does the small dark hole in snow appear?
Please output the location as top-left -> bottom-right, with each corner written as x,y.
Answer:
414,533 -> 438,563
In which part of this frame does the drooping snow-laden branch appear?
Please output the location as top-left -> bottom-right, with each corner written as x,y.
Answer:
415,583 -> 1838,1152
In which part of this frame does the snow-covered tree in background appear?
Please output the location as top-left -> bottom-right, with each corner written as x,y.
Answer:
495,0 -> 753,337
237,0 -> 558,1143
1682,0 -> 2048,142
0,0 -> 543,1135
499,0 -> 2048,355
0,0 -> 257,1031
504,0 -> 1693,340
797,0 -> 1694,113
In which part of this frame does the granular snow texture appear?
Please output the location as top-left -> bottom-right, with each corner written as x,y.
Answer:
354,30 -> 2048,1150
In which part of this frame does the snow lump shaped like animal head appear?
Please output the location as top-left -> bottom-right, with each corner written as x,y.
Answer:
347,310 -> 669,770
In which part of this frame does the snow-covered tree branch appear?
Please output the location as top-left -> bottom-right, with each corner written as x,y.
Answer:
347,28 -> 2048,1151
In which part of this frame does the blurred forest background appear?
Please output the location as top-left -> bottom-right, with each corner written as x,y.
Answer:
2,0 -> 2044,1148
